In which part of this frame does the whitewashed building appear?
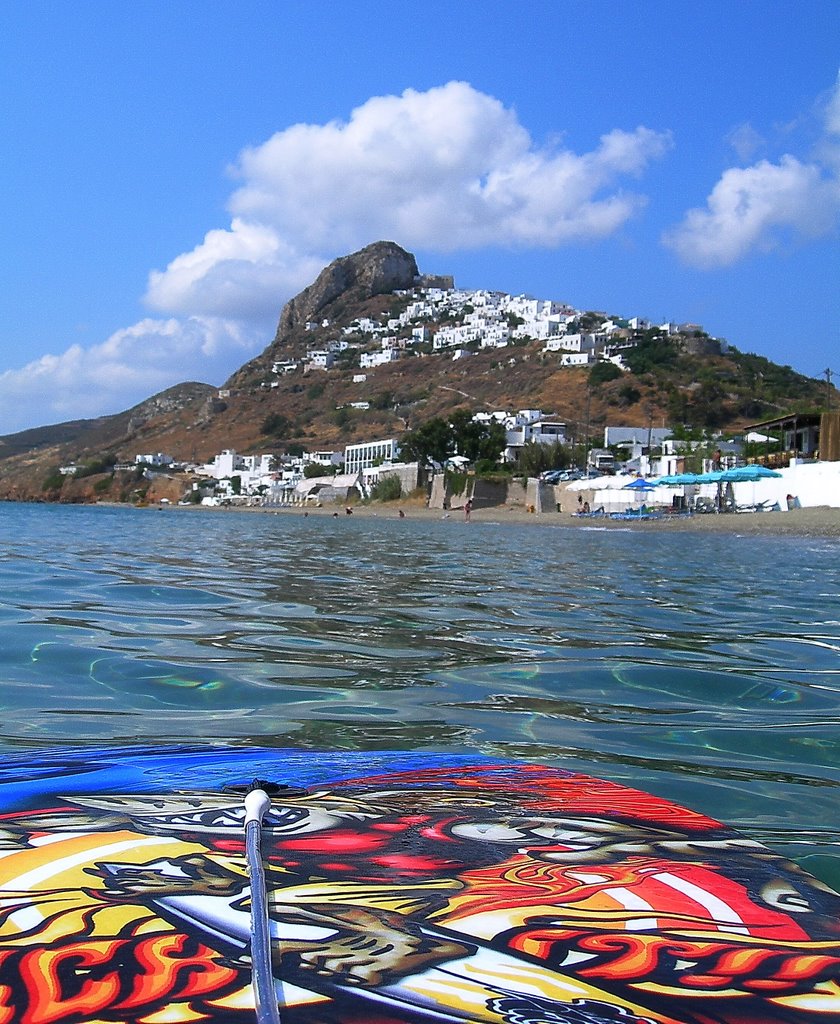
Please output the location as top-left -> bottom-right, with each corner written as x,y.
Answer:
560,351 -> 596,366
344,438 -> 401,477
306,350 -> 334,370
134,453 -> 173,466
360,348 -> 400,369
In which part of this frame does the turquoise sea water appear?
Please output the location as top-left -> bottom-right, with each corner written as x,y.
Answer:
1,501 -> 838,887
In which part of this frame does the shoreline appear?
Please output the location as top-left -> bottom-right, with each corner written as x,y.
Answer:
159,500 -> 840,537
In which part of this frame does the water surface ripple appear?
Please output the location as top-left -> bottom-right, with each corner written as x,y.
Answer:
1,502 -> 837,886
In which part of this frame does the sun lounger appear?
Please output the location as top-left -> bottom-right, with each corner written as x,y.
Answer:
735,499 -> 779,513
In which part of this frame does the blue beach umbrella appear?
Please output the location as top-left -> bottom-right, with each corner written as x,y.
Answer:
720,465 -> 782,482
720,464 -> 784,508
656,473 -> 699,485
622,477 -> 657,506
655,471 -> 710,512
623,478 -> 657,490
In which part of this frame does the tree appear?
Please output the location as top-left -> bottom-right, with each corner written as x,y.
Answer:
516,441 -> 571,477
623,335 -> 679,375
402,410 -> 507,469
304,462 -> 335,478
399,417 -> 456,468
370,390 -> 394,411
617,382 -> 641,406
449,409 -> 506,464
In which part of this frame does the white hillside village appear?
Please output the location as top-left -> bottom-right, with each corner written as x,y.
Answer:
280,284 -> 707,376
122,282 -> 840,514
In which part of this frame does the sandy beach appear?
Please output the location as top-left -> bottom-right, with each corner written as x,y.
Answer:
238,500 -> 840,537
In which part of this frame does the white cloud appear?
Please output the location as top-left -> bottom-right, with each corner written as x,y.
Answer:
663,156 -> 839,267
147,82 -> 671,313
0,317 -> 257,434
665,73 -> 840,268
145,220 -> 325,319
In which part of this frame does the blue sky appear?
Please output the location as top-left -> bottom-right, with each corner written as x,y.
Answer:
0,1 -> 838,434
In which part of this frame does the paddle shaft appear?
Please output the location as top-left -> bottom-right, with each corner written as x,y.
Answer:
245,790 -> 282,1024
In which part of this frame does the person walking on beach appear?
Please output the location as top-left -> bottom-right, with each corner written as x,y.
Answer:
464,497 -> 473,522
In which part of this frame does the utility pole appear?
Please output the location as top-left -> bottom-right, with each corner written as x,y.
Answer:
825,368 -> 834,414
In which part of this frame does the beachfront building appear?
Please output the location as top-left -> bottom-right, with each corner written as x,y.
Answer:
197,449 -> 275,493
481,409 -> 570,463
604,427 -> 673,450
343,438 -> 401,477
742,412 -> 829,465
603,426 -> 674,473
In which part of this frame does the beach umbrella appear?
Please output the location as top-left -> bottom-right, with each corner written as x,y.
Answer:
719,465 -> 782,482
656,472 -> 701,485
622,477 -> 657,507
718,464 -> 783,509
655,471 -> 715,511
623,478 -> 657,490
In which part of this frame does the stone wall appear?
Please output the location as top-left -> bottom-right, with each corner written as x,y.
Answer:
428,473 -> 562,512
377,464 -> 421,496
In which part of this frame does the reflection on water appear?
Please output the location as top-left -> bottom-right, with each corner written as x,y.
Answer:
1,502 -> 838,888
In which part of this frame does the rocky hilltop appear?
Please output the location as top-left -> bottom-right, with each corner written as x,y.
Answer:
277,240 -> 418,336
230,241 -> 420,388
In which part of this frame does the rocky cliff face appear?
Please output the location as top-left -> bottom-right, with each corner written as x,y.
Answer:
275,240 -> 419,339
125,382 -> 217,433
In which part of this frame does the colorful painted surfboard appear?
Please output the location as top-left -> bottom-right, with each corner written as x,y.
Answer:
0,745 -> 837,1023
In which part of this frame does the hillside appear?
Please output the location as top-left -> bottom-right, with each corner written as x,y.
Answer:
0,241 -> 832,503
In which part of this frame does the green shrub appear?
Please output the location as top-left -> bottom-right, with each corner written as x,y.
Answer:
42,469 -> 64,492
261,413 -> 290,437
475,470 -> 513,483
74,455 -> 117,478
445,469 -> 468,496
304,462 -> 337,478
475,460 -> 510,476
588,362 -> 622,387
370,475 -> 402,501
516,441 -> 571,477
